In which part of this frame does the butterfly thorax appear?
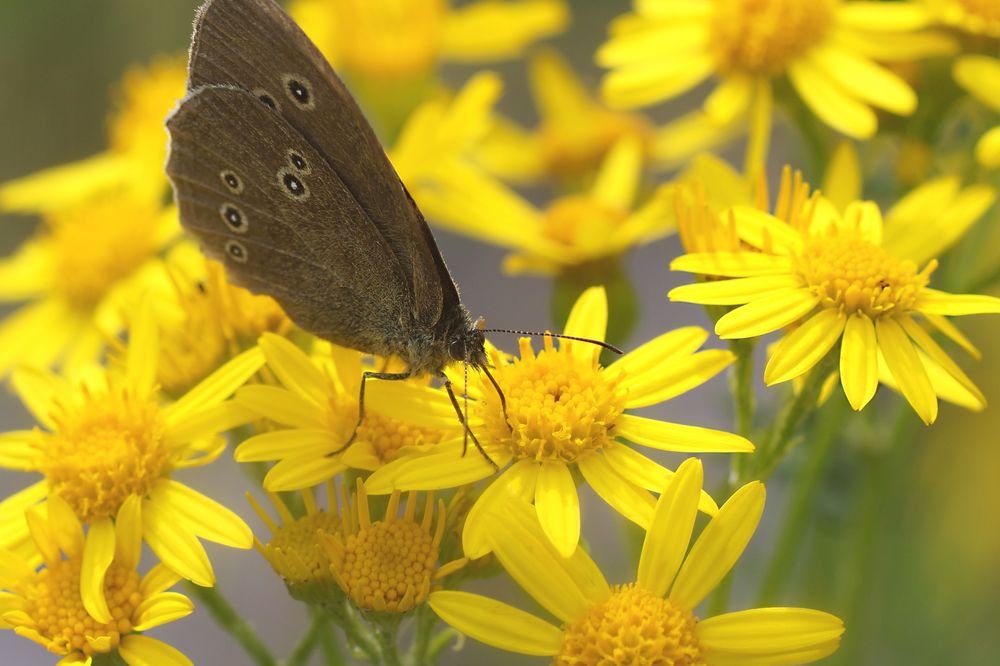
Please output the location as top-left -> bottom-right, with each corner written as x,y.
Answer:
402,307 -> 486,377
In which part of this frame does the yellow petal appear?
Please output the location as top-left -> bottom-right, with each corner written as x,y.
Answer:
840,313 -> 879,411
440,0 -> 568,61
670,481 -> 765,610
10,366 -> 72,431
704,74 -> 753,125
133,592 -> 194,631
729,207 -> 804,254
823,141 -> 862,211
836,1 -> 930,30
953,55 -> 1000,112
597,21 -> 708,67
165,401 -> 257,447
577,453 -> 654,528
234,385 -> 327,429
637,458 -> 702,597
787,59 -> 877,139
263,455 -> 345,492
764,309 -> 846,385
699,607 -> 844,663
715,289 -> 819,339
363,441 -> 501,494
140,563 -> 182,597
605,327 -> 708,380
915,289 -> 1000,316
563,286 -> 608,352
365,379 -> 462,430
119,634 -> 193,666
429,591 -> 562,656
602,444 -> 718,514
234,429 -> 333,462
670,252 -> 793,277
463,460 -> 538,559
163,346 -> 265,426
258,333 -> 329,406
876,318 -> 937,424
114,495 -> 143,571
591,135 -> 644,212
807,46 -> 915,115
899,316 -> 985,407
884,182 -> 995,265
142,499 -> 214,587
126,298 -> 159,398
80,518 -> 116,624
0,431 -> 39,471
975,126 -> 1000,169
669,275 -> 804,306
618,414 -> 754,453
45,494 -> 85,558
150,480 -> 252,548
624,349 -> 735,408
602,54 -> 715,109
534,462 -> 580,558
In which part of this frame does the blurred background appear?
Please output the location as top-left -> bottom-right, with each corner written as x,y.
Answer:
1,1 -> 998,664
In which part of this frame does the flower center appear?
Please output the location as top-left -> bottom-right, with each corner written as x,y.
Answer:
555,584 -> 706,666
541,113 -> 650,183
47,197 -> 162,308
796,234 -> 930,318
955,0 -> 1000,23
19,560 -> 142,657
542,195 -> 628,248
710,0 -> 836,75
262,511 -> 341,588
357,411 -> 448,463
206,261 -> 290,344
332,518 -> 437,613
480,338 -> 626,463
41,388 -> 169,522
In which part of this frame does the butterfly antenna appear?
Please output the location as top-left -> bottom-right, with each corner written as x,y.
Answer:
481,329 -> 624,355
479,362 -> 512,433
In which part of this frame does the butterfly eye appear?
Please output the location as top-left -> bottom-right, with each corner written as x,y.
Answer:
220,170 -> 243,194
278,167 -> 310,200
220,204 -> 247,233
283,74 -> 315,110
225,240 -> 248,263
287,150 -> 310,174
253,87 -> 281,112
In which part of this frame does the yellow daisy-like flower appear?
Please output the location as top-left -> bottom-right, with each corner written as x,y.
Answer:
669,167 -> 999,424
0,194 -> 178,377
925,0 -> 1000,36
953,55 -> 1000,169
420,134 -> 675,276
0,496 -> 195,666
430,458 -> 844,665
365,287 -> 752,557
598,0 -> 954,163
478,48 -> 653,186
0,302 -> 263,587
322,480 -> 466,614
0,56 -> 186,214
234,333 -> 459,491
247,484 -> 342,606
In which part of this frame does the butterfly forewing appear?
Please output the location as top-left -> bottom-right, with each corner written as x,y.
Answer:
166,85 -> 411,353
186,0 -> 453,329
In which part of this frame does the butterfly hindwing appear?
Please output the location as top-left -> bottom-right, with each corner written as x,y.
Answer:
166,84 -> 411,353
186,0 -> 453,329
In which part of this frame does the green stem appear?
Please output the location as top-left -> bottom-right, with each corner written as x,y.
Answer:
287,612 -> 338,666
757,397 -> 846,606
317,619 -> 345,666
328,598 -> 380,662
408,603 -> 439,666
92,652 -> 129,666
426,629 -> 462,662
184,583 -> 277,666
373,616 -> 402,666
727,338 -> 757,490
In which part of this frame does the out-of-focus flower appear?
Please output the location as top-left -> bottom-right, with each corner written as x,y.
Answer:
365,287 -> 750,557
0,196 -> 178,377
0,57 -> 186,213
247,484 -> 341,606
0,496 -> 194,666
322,480 -> 466,614
925,0 -> 1000,36
477,48 -> 652,186
670,166 -> 998,424
420,135 -> 675,276
234,333 -> 458,490
598,0 -> 954,168
430,459 -> 844,665
953,55 -> 1000,169
157,245 -> 290,396
0,303 -> 263,586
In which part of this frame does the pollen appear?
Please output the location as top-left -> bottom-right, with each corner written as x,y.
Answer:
15,559 -> 142,657
542,195 -> 628,248
480,337 -> 626,463
40,386 -> 169,522
796,233 -> 932,319
325,483 -> 465,614
710,0 -> 836,75
45,197 -> 162,307
555,584 -> 706,666
261,510 -> 341,587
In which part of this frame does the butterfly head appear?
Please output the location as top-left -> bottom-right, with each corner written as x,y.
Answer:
448,319 -> 487,369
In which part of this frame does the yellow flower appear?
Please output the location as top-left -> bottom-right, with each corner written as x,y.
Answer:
365,287 -> 751,557
234,333 -> 459,490
430,459 -> 844,665
953,55 -> 1000,169
247,484 -> 342,606
322,480 -> 466,614
598,0 -> 954,167
0,195 -> 178,377
669,167 -> 999,424
0,57 -> 186,214
157,245 -> 291,395
0,495 -> 194,666
0,302 -> 263,586
477,48 -> 653,186
419,135 -> 676,275
925,0 -> 1000,35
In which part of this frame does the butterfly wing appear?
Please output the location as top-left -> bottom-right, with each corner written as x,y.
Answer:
185,0 -> 458,329
166,84 -> 411,354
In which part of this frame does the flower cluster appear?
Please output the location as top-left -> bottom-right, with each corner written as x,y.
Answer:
4,1 -> 1000,665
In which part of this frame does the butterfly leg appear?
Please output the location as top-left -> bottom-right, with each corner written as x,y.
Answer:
441,374 -> 499,472
328,369 -> 411,456
479,363 -> 513,434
